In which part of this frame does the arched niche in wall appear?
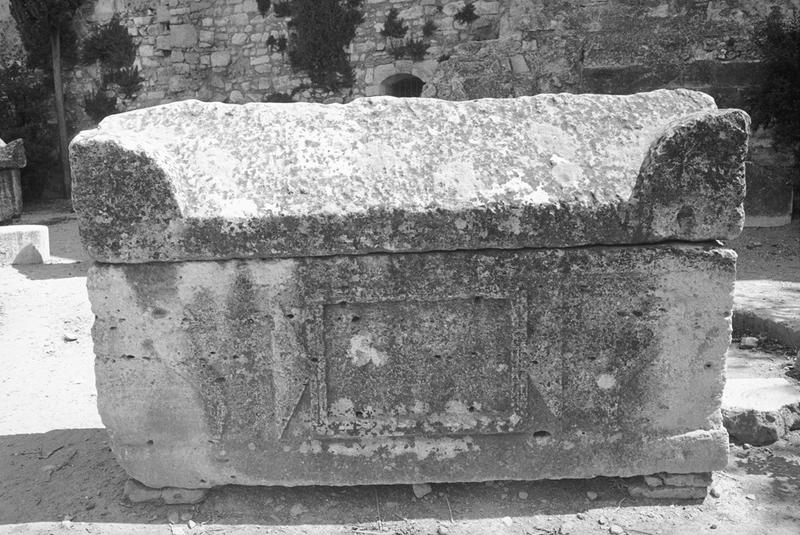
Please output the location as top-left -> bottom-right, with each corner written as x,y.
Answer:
381,73 -> 425,98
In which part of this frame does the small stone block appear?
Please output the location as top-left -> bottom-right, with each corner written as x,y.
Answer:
412,483 -> 432,499
628,484 -> 708,500
661,473 -> 712,487
161,487 -> 208,505
0,225 -> 50,265
123,478 -> 162,503
124,479 -> 208,504
643,475 -> 663,487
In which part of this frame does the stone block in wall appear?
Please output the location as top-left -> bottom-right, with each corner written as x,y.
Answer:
475,1 -> 501,15
199,30 -> 214,46
211,51 -> 231,67
398,6 -> 424,20
170,24 -> 198,48
711,61 -> 763,88
70,92 -> 747,489
230,13 -> 249,26
156,5 -> 170,23
155,35 -> 171,51
231,33 -> 248,46
509,54 -> 529,74
582,65 -> 664,95
93,0 -> 116,24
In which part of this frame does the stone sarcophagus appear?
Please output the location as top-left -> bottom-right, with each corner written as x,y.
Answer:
70,90 -> 748,491
0,138 -> 26,223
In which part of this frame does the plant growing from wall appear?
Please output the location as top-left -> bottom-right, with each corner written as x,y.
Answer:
750,9 -> 800,170
287,0 -> 364,91
405,38 -> 429,61
276,36 -> 288,52
422,20 -> 437,38
83,89 -> 118,123
106,66 -> 144,99
10,0 -> 85,198
454,3 -> 479,25
81,15 -> 143,122
257,0 -> 271,16
381,8 -> 408,39
82,15 -> 135,69
388,43 -> 406,60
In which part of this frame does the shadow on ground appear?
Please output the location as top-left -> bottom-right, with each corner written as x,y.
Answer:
12,261 -> 89,281
1,428 -> 685,528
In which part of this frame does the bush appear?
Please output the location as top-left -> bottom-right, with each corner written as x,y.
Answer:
380,8 -> 407,39
257,0 -> 271,16
82,15 -> 142,112
422,20 -> 437,38
454,3 -> 479,25
105,65 -> 144,99
81,15 -> 135,70
287,0 -> 364,91
405,38 -> 429,61
388,43 -> 406,60
0,63 -> 60,200
750,8 -> 800,167
83,90 -> 118,123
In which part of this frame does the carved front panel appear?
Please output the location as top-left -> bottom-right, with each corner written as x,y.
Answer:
309,294 -> 527,437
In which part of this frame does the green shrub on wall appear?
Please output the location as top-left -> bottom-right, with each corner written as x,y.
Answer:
381,8 -> 408,39
405,38 -> 429,61
83,89 -> 118,123
81,15 -> 143,122
454,3 -> 479,25
422,20 -> 437,38
81,15 -> 135,69
287,0 -> 364,91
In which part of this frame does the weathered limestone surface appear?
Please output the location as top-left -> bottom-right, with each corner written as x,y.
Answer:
70,90 -> 749,263
89,243 -> 734,489
73,91 -> 747,491
0,138 -> 26,222
0,225 -> 50,265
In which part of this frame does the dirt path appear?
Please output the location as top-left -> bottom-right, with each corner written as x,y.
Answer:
1,205 -> 798,534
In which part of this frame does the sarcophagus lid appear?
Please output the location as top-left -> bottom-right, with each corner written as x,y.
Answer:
70,89 -> 748,263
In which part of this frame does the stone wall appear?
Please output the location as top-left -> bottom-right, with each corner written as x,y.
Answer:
61,0 -> 504,110
1,0 -> 797,112
424,0 -> 800,106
